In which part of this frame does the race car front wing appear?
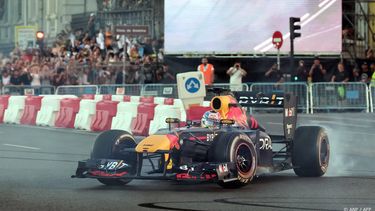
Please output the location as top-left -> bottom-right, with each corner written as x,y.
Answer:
72,157 -> 238,182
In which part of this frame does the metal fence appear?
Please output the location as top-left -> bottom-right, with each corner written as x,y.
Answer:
99,84 -> 143,96
311,82 -> 369,113
370,83 -> 375,113
250,83 -> 309,113
205,83 -> 249,101
142,84 -> 179,98
55,85 -> 99,96
2,85 -> 55,96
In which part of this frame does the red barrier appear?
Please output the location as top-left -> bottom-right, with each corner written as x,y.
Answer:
186,105 -> 211,121
164,98 -> 174,105
131,103 -> 157,136
0,95 -> 10,123
55,98 -> 81,128
81,94 -> 95,100
140,96 -> 154,104
20,96 -> 43,125
91,100 -> 119,131
123,95 -> 131,102
102,95 -> 112,101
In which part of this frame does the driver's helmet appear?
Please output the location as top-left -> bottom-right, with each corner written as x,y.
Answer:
201,110 -> 221,128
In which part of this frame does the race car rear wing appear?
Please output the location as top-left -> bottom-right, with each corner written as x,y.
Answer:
232,91 -> 297,141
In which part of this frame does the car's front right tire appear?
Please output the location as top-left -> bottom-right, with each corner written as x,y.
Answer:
292,126 -> 330,177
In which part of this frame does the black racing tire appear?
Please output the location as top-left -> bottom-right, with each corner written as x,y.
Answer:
292,126 -> 330,177
208,132 -> 257,189
91,130 -> 137,186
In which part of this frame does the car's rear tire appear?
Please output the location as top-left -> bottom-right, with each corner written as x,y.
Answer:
209,132 -> 257,189
292,126 -> 330,177
91,130 -> 137,186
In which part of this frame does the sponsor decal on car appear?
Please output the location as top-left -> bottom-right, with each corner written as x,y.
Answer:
98,160 -> 128,171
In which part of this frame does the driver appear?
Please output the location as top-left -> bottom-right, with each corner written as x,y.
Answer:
201,109 -> 261,130
201,110 -> 221,128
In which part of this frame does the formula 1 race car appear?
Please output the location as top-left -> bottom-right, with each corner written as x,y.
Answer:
72,88 -> 330,188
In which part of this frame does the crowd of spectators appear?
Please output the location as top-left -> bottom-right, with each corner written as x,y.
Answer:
0,15 -> 167,89
290,57 -> 374,85
98,0 -> 152,11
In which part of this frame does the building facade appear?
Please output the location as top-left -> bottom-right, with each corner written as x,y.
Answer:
0,0 -> 97,53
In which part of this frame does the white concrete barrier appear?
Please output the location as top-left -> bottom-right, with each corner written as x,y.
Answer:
3,96 -> 27,124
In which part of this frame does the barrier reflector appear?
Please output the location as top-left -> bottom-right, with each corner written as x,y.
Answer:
20,96 -> 43,125
3,96 -> 27,124
140,96 -> 154,104
164,98 -> 174,105
186,105 -> 211,121
91,100 -> 119,131
131,103 -> 157,136
111,102 -> 140,132
55,98 -> 81,128
81,94 -> 95,99
0,95 -> 10,123
94,94 -> 112,101
123,95 -> 131,102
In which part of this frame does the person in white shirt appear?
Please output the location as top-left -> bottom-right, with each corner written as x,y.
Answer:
226,61 -> 247,91
1,70 -> 11,86
29,64 -> 41,86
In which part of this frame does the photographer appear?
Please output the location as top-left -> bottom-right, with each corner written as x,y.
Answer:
309,57 -> 326,82
227,61 -> 246,91
265,63 -> 284,83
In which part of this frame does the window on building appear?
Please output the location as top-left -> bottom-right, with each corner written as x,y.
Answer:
17,0 -> 22,21
0,0 -> 6,21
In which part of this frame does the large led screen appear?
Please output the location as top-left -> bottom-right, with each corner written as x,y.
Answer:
165,0 -> 342,54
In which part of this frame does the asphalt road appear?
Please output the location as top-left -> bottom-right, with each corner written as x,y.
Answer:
0,113 -> 374,211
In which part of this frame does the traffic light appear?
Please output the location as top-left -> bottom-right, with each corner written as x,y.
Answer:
289,17 -> 301,40
36,31 -> 44,40
36,31 -> 45,55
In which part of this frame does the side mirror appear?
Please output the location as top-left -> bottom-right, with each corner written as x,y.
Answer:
220,119 -> 235,125
165,118 -> 181,124
165,118 -> 181,131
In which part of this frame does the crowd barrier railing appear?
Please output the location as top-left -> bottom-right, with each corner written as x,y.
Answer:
310,82 -> 369,113
2,83 -> 373,113
250,82 -> 309,113
55,85 -> 99,96
2,85 -> 55,96
99,84 -> 144,96
370,83 -> 374,113
205,83 -> 249,101
142,84 -> 178,98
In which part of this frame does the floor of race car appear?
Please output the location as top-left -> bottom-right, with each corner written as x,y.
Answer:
0,113 -> 374,211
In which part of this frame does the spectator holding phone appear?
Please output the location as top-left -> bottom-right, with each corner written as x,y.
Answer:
331,62 -> 349,83
265,63 -> 284,83
309,57 -> 326,82
227,61 -> 246,91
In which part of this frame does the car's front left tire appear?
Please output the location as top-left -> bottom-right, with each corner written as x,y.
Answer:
209,132 -> 257,188
91,130 -> 138,186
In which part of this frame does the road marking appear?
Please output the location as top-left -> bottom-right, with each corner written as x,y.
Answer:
308,120 -> 371,128
334,131 -> 375,137
267,122 -> 283,125
311,115 -> 375,123
3,144 -> 40,150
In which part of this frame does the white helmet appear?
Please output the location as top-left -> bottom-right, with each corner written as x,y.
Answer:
201,111 -> 221,128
